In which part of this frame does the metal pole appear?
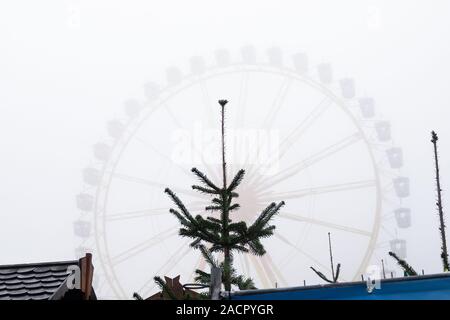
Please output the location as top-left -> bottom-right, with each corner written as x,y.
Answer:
210,266 -> 222,300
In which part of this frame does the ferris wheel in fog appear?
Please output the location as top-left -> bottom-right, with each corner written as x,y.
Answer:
74,46 -> 411,299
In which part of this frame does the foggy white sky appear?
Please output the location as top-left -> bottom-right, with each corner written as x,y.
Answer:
1,0 -> 450,294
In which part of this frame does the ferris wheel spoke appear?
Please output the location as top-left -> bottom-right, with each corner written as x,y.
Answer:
257,255 -> 277,288
164,101 -> 221,184
261,77 -> 292,129
105,208 -> 169,221
184,133 -> 221,183
111,226 -> 178,266
278,212 -> 371,237
247,254 -> 273,288
112,173 -> 203,198
186,200 -> 212,211
379,224 -> 397,240
244,78 -> 292,184
236,253 -> 246,278
139,240 -> 192,296
246,78 -> 292,181
375,241 -> 390,249
260,253 -> 289,288
134,135 -> 196,179
241,252 -> 251,278
245,97 -> 332,184
199,80 -> 215,126
178,149 -> 221,185
254,132 -> 363,191
194,158 -> 221,185
104,204 -> 204,222
259,179 -> 376,200
188,253 -> 207,283
278,97 -> 333,159
163,102 -> 184,129
274,233 -> 331,273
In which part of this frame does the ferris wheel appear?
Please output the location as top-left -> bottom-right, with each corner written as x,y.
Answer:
74,46 -> 411,299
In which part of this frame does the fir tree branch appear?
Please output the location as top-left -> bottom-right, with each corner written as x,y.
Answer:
248,239 -> 266,256
251,202 -> 276,229
191,168 -> 220,191
179,227 -> 200,239
194,269 -> 211,284
210,244 -> 226,253
192,185 -> 219,195
207,217 -> 223,224
231,275 -> 256,290
212,198 -> 223,205
153,276 -> 178,300
334,263 -> 341,282
232,245 -> 249,253
195,267 -> 256,291
388,251 -> 418,276
227,169 -> 245,192
205,205 -> 222,212
133,292 -> 143,300
179,224 -> 218,244
197,244 -> 218,268
256,225 -> 276,238
195,215 -> 221,233
246,201 -> 284,240
189,238 -> 202,248
261,201 -> 285,225
165,188 -> 196,224
228,221 -> 248,234
310,266 -> 333,283
166,188 -> 221,245
169,208 -> 191,227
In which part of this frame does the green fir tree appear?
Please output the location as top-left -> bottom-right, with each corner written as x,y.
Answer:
431,131 -> 449,271
310,232 -> 341,283
164,99 -> 285,292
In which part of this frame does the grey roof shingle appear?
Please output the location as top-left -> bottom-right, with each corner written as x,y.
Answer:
0,260 -> 78,300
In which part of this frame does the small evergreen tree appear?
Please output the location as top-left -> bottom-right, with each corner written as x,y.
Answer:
164,99 -> 285,291
385,131 -> 450,277
431,131 -> 449,271
310,232 -> 341,283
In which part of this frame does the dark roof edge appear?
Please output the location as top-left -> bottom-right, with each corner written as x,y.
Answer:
0,259 -> 79,269
49,278 -> 70,300
229,272 -> 450,296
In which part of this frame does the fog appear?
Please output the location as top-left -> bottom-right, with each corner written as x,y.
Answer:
1,0 -> 450,298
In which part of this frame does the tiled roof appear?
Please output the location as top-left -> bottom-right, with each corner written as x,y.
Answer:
0,260 -> 78,300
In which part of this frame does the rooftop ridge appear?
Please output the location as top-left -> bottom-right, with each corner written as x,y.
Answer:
0,259 -> 79,269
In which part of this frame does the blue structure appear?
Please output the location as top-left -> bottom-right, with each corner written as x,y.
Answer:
229,273 -> 450,300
